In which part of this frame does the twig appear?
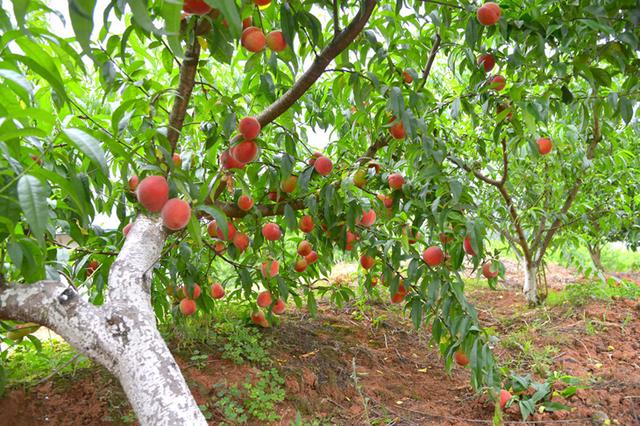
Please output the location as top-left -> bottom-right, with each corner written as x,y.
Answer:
33,354 -> 81,386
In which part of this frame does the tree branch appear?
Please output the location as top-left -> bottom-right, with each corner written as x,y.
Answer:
167,37 -> 201,153
418,33 -> 441,90
213,199 -> 306,219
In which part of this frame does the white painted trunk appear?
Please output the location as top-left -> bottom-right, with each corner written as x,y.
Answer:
523,263 -> 538,305
0,216 -> 207,426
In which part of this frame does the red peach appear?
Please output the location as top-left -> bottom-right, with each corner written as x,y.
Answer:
232,140 -> 258,163
464,235 -> 476,256
262,223 -> 282,241
389,120 -> 405,140
172,153 -> 182,168
297,240 -> 312,256
299,215 -> 314,233
403,70 -> 413,84
454,350 -> 470,366
128,175 -> 139,192
536,137 -> 552,155
360,254 -> 375,270
251,310 -> 270,327
220,150 -> 246,169
238,116 -> 261,140
388,173 -> 405,190
477,2 -> 501,26
241,27 -> 266,53
161,198 -> 191,231
422,246 -> 444,267
490,75 -> 506,91
261,260 -> 279,278
266,30 -> 287,52
136,175 -> 169,213
477,53 -> 495,72
257,290 -> 272,308
281,175 -> 298,193
305,250 -> 318,264
182,284 -> 201,299
210,282 -> 225,299
499,389 -> 512,409
360,210 -> 376,227
314,156 -> 333,176
233,232 -> 250,252
242,16 -> 253,30
208,220 -> 236,241
294,258 -> 308,273
482,261 -> 500,279
273,299 -> 286,314
238,194 -> 254,211
123,223 -> 132,236
183,0 -> 212,15
179,298 -> 197,316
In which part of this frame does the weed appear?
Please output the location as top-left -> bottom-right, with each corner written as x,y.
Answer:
243,369 -> 285,421
219,322 -> 271,366
214,384 -> 248,424
547,278 -> 640,307
189,350 -> 210,369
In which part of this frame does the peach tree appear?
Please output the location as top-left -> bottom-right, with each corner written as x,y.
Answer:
0,0 -> 637,423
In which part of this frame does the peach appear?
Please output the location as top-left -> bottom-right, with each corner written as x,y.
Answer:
233,232 -> 250,252
123,223 -> 132,236
368,161 -> 381,174
477,2 -> 501,26
297,240 -> 312,256
482,261 -> 500,279
128,175 -> 139,192
238,116 -> 261,140
262,223 -> 282,241
257,290 -> 272,308
266,30 -> 287,52
454,350 -> 469,367
172,153 -> 182,168
220,150 -> 246,169
251,310 -> 270,327
388,173 -> 405,190
314,156 -> 333,176
403,70 -> 413,84
422,246 -> 444,267
360,254 -> 375,270
490,75 -> 506,91
242,16 -> 253,30
208,220 -> 236,241
238,194 -> 254,211
499,389 -> 512,409
268,191 -> 284,202
136,175 -> 169,212
161,198 -> 191,231
281,175 -> 298,193
254,0 -> 271,5
87,260 -> 99,276
497,102 -> 513,120
477,53 -> 495,72
370,277 -> 378,287
353,169 -> 367,188
463,235 -> 476,256
261,259 -> 279,278
377,193 -> 393,208
389,117 -> 405,140
536,137 -> 552,155
182,284 -> 201,299
241,26 -> 266,53
439,232 -> 452,245
273,299 -> 286,314
305,250 -> 318,264
307,151 -> 322,166
183,0 -> 212,15
299,215 -> 314,233
232,140 -> 258,163
360,210 -> 376,227
294,258 -> 308,273
179,298 -> 197,316
213,241 -> 226,254
391,283 -> 407,304
210,282 -> 225,299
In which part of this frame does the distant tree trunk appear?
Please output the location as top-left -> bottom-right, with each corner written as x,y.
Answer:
587,243 -> 605,272
523,259 -> 539,306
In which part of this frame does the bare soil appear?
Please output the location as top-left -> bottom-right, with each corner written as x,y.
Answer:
2,262 -> 640,426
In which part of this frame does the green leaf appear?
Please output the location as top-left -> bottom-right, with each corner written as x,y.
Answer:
197,205 -> 229,239
126,0 -> 159,34
206,0 -> 241,39
17,175 -> 49,241
161,0 -> 183,58
68,0 -> 97,54
0,68 -> 33,99
11,0 -> 30,27
284,204 -> 297,230
62,128 -> 107,174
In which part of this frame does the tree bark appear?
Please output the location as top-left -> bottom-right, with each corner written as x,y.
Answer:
587,243 -> 605,272
523,262 -> 539,306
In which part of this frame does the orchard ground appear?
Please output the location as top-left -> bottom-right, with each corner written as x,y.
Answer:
2,252 -> 640,426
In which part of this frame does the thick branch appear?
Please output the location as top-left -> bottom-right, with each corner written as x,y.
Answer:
536,111 -> 602,261
418,34 -> 442,90
167,38 -> 201,152
254,0 -> 377,128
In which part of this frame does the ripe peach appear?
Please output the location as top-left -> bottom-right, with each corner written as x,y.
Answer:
353,169 -> 367,188
232,140 -> 258,163
482,261 -> 500,279
422,246 -> 444,267
403,70 -> 413,84
370,277 -> 378,287
308,151 -> 322,166
298,240 -> 312,256
261,259 -> 280,278
389,120 -> 405,140
294,258 -> 308,273
210,282 -> 225,299
360,254 -> 375,270
477,53 -> 495,72
499,389 -> 512,409
273,299 -> 286,315
241,26 -> 266,53
299,215 -> 314,233
477,2 -> 501,26
137,175 -> 169,212
182,283 -> 201,299
463,235 -> 476,256
251,310 -> 270,327
281,175 -> 298,193
87,260 -> 100,276
268,191 -> 284,202
257,290 -> 272,308
220,150 -> 246,169
391,283 -> 408,304
238,194 -> 254,211
238,116 -> 261,140
377,193 -> 393,208
172,153 -> 182,168
305,250 -> 318,264
208,220 -> 236,241
123,223 -> 132,236
388,173 -> 405,190
233,232 -> 250,252
254,0 -> 271,6
266,30 -> 287,52
242,16 -> 253,30
490,75 -> 506,91
360,210 -> 376,227
262,223 -> 282,241
179,298 -> 197,316
314,156 -> 333,176
497,102 -> 513,120
346,231 -> 358,249
183,0 -> 212,15
213,241 -> 226,254
161,198 -> 191,231
368,161 -> 381,174
536,137 -> 552,155
454,350 -> 469,367
128,175 -> 139,192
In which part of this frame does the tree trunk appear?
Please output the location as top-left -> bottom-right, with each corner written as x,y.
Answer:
587,243 -> 605,272
523,262 -> 539,306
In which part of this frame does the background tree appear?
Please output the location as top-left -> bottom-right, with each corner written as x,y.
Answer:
0,0 -> 638,423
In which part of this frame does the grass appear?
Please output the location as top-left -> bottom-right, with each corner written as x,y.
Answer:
2,339 -> 92,392
547,277 -> 640,307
